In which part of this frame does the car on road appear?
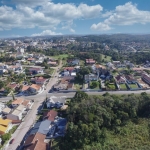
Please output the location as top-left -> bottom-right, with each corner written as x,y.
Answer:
9,138 -> 14,144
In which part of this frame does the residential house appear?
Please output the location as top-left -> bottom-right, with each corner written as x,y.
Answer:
142,73 -> 150,85
38,120 -> 52,135
29,84 -> 42,94
43,110 -> 58,122
20,85 -> 30,95
27,58 -> 35,63
11,98 -> 24,108
106,62 -> 114,68
125,75 -> 136,84
7,83 -> 19,92
7,104 -> 25,122
86,59 -> 95,65
84,73 -> 98,83
47,61 -> 57,66
29,68 -> 44,74
23,132 -> 48,150
115,75 -> 126,84
46,96 -> 66,108
71,59 -> 79,65
22,100 -> 34,110
31,77 -> 47,85
2,107 -> 11,115
0,118 -> 12,135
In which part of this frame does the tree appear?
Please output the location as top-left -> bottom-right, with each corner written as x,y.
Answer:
90,81 -> 98,89
0,81 -> 5,89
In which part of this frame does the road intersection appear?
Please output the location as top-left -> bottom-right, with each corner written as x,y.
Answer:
1,60 -> 150,150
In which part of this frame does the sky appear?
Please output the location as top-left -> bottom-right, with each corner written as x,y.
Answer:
0,0 -> 150,37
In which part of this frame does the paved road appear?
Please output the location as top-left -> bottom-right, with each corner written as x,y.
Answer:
4,61 -> 62,150
1,59 -> 150,150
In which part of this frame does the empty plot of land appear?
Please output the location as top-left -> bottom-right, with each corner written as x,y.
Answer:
137,79 -> 150,88
119,84 -> 127,89
129,83 -> 139,89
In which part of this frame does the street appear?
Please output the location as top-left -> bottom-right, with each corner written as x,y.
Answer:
1,59 -> 150,150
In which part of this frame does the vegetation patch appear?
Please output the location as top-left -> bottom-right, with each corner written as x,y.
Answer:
119,83 -> 127,89
129,83 -> 139,89
51,91 -> 150,150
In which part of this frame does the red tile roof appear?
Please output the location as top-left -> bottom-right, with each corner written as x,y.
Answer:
23,133 -> 47,150
43,110 -> 58,121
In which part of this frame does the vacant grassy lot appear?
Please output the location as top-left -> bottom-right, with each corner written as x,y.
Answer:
119,84 -> 127,89
107,83 -> 116,90
129,83 -> 139,89
52,54 -> 70,59
102,54 -> 112,62
74,80 -> 83,90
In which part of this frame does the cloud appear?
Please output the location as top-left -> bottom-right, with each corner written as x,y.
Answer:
91,23 -> 111,31
91,2 -> 150,31
31,30 -> 62,36
0,1 -> 103,32
70,28 -> 75,33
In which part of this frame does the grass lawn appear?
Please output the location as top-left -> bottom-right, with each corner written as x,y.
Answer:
102,54 -> 112,62
44,68 -> 55,75
74,80 -> 83,90
52,54 -> 70,59
79,60 -> 85,66
107,83 -> 116,90
129,83 -> 139,89
90,81 -> 100,89
120,83 -> 127,89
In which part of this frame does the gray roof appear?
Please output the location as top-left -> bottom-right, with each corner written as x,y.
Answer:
29,122 -> 41,135
38,120 -> 51,135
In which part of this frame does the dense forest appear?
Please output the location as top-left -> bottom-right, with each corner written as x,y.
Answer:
52,91 -> 150,150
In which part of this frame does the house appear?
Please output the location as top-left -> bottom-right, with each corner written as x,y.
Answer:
0,118 -> 12,135
115,75 -> 126,84
38,120 -> 52,135
142,73 -> 150,85
53,81 -> 68,91
2,107 -> 11,115
84,73 -> 98,83
43,110 -> 58,122
86,59 -> 95,65
20,85 -> 30,95
64,67 -> 75,73
31,77 -> 47,85
106,62 -> 114,68
71,59 -> 79,65
23,132 -> 48,150
29,84 -> 42,94
22,100 -> 34,110
11,98 -> 24,108
47,61 -> 57,66
125,75 -> 136,84
7,104 -> 25,122
29,68 -> 44,74
27,58 -> 35,63
46,96 -> 66,108
7,83 -> 19,92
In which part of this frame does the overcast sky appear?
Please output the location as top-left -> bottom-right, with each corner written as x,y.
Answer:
0,0 -> 150,37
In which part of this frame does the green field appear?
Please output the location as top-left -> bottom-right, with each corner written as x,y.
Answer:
101,54 -> 112,62
52,54 -> 69,59
119,83 -> 127,89
129,83 -> 139,89
107,83 -> 116,90
74,80 -> 83,90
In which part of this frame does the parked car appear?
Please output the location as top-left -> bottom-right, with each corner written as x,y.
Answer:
9,138 -> 15,144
